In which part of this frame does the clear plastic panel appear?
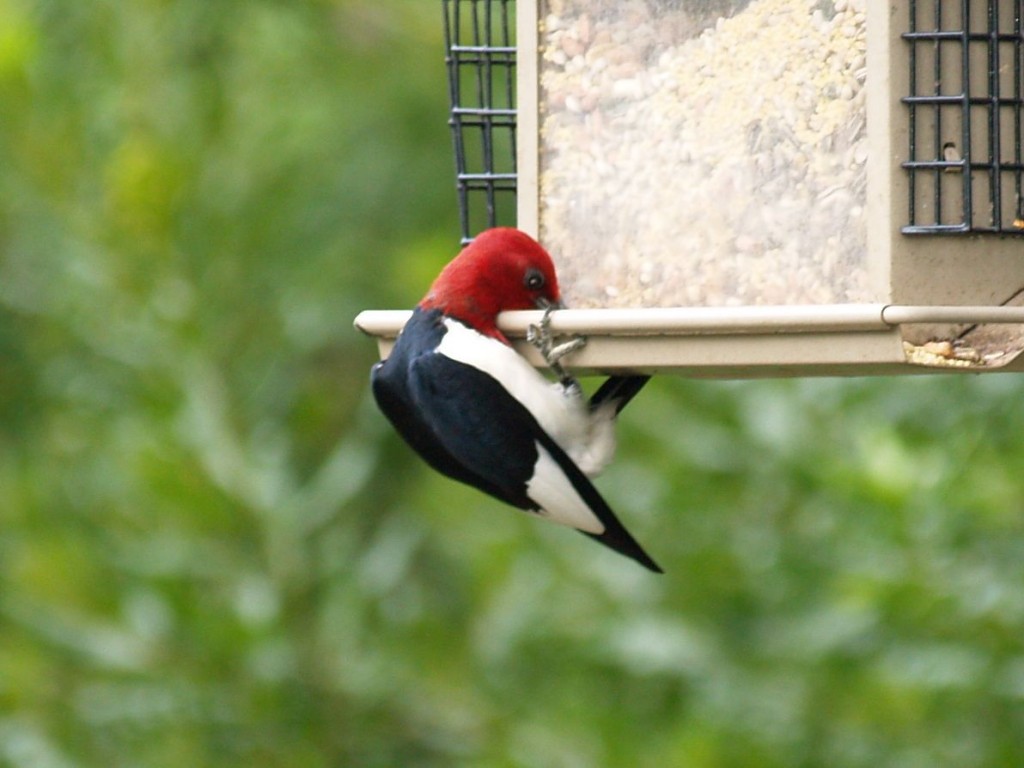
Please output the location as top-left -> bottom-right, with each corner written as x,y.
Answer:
538,0 -> 870,307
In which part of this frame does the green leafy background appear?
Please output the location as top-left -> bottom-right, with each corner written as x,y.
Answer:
2,1 -> 1024,766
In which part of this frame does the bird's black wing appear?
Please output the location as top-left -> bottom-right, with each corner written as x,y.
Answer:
403,353 -> 662,573
401,351 -> 542,511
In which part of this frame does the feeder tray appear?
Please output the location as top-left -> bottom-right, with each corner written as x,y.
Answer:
356,0 -> 1024,378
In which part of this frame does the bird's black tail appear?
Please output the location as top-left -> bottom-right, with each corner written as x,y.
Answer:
581,529 -> 663,574
536,429 -> 663,573
588,375 -> 651,416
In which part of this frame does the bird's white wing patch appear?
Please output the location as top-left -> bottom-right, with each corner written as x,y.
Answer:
437,319 -> 584,436
526,443 -> 606,534
438,318 -> 621,479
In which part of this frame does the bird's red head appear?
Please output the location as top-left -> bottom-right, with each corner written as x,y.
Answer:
419,228 -> 562,343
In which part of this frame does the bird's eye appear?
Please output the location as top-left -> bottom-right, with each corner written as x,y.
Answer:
524,268 -> 545,291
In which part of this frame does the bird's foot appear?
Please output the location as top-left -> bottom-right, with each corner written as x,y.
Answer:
558,375 -> 584,400
527,305 -> 587,386
525,303 -> 557,356
547,335 -> 587,365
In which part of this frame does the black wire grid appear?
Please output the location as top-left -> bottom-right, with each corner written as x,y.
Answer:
443,0 -> 518,244
902,0 -> 1024,234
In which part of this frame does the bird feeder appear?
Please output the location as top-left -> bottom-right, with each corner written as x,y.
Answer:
356,0 -> 1024,378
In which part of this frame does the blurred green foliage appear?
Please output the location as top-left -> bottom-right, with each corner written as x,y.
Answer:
2,1 -> 1024,766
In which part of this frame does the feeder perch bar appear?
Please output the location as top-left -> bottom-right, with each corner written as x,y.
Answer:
354,303 -> 1024,377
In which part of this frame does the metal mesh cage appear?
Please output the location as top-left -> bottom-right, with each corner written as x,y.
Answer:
443,0 -> 518,244
902,0 -> 1024,234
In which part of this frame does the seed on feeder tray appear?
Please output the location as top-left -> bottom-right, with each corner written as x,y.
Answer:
953,344 -> 982,364
922,340 -> 954,358
903,342 -> 979,368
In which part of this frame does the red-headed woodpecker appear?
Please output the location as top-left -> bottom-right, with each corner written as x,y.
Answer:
371,228 -> 660,572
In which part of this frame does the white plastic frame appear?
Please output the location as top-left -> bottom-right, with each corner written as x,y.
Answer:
354,305 -> 1024,378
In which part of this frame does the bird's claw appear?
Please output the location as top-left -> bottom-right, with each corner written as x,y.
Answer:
525,303 -> 556,352
527,304 -> 587,388
548,335 -> 588,364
